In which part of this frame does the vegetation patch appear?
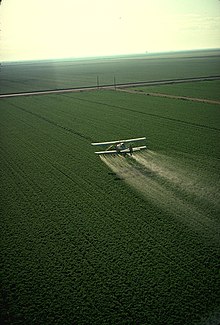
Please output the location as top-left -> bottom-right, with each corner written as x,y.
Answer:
1,85 -> 220,324
130,80 -> 220,101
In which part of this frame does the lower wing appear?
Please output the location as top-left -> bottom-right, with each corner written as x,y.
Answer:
92,137 -> 146,146
95,146 -> 147,155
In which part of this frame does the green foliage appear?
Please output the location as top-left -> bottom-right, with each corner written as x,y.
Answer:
1,49 -> 220,94
0,86 -> 220,324
132,80 -> 220,101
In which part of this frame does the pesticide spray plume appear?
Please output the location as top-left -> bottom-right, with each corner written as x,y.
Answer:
100,151 -> 220,242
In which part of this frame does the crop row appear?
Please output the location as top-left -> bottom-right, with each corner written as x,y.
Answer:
130,80 -> 220,101
1,50 -> 220,94
1,90 -> 220,324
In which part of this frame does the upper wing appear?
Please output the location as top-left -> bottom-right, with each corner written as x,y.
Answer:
91,137 -> 146,146
92,141 -> 119,147
120,137 -> 146,144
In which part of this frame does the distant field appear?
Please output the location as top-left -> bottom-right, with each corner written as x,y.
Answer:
1,85 -> 220,325
129,80 -> 220,101
1,49 -> 220,94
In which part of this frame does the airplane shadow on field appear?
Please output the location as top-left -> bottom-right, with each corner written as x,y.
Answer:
108,171 -> 122,181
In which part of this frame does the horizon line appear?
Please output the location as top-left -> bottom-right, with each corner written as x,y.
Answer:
1,47 -> 220,63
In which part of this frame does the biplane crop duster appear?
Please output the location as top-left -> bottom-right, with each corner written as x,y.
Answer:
91,137 -> 146,155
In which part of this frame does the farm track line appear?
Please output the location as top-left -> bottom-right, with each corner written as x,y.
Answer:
117,88 -> 220,105
0,76 -> 220,98
65,95 -> 220,132
7,101 -> 93,142
3,81 -> 220,134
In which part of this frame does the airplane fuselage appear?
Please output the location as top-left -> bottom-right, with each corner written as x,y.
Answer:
116,142 -> 126,151
115,142 -> 133,155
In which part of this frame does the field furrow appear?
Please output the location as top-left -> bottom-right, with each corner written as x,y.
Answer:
1,77 -> 220,325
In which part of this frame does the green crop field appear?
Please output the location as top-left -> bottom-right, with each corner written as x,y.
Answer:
1,85 -> 220,325
130,80 -> 220,101
1,49 -> 220,94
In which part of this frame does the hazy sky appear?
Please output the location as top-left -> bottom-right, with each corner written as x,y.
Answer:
0,0 -> 220,61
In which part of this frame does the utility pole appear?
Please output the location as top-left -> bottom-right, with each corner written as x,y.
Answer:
97,76 -> 99,89
114,75 -> 116,90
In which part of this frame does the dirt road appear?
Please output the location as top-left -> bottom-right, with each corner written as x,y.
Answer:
0,76 -> 219,99
117,88 -> 220,105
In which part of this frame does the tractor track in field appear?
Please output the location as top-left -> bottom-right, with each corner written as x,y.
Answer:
0,75 -> 220,98
6,101 -> 93,142
65,95 -> 220,132
116,88 -> 220,105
